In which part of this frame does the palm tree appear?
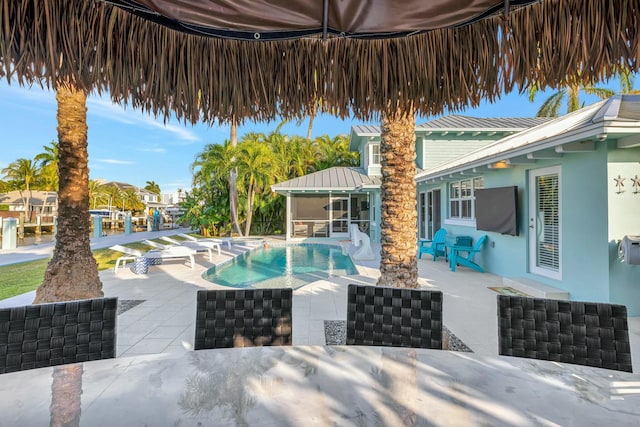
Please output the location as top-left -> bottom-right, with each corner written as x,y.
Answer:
122,188 -> 144,212
528,84 -> 614,117
234,140 -> 276,236
34,141 -> 59,218
192,142 -> 235,234
528,70 -> 637,117
102,184 -> 123,213
34,82 -> 102,303
288,136 -> 318,177
88,179 -> 105,209
228,115 -> 243,236
376,108 -> 419,288
144,180 -> 161,194
313,134 -> 359,170
1,158 -> 40,222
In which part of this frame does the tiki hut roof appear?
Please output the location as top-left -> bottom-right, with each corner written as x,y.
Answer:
0,1 -> 638,124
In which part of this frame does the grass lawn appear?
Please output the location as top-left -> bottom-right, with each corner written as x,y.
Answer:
0,241 -> 157,301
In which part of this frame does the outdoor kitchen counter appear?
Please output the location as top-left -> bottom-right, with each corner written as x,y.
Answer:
0,345 -> 638,426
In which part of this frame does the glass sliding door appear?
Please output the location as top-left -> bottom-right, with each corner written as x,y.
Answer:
429,189 -> 441,238
418,192 -> 426,239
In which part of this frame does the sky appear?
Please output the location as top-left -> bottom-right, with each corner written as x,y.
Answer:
0,76 -> 636,194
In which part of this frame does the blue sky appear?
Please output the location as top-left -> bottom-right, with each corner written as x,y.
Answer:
1,76 -> 636,194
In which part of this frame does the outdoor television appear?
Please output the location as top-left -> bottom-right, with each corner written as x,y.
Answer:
474,186 -> 519,236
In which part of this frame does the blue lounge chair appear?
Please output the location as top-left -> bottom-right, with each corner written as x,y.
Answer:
449,235 -> 487,272
418,228 -> 447,260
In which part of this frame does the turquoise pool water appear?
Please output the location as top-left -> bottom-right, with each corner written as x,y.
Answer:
202,244 -> 358,289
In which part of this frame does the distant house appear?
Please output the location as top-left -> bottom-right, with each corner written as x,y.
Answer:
0,190 -> 57,221
100,181 -> 167,214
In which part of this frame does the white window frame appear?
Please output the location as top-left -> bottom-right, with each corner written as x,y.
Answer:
369,143 -> 381,166
444,177 -> 483,226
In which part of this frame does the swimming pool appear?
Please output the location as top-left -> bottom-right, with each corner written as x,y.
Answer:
202,244 -> 358,289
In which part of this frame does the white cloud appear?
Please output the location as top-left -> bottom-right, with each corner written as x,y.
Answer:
87,97 -> 200,142
94,158 -> 135,165
138,147 -> 167,153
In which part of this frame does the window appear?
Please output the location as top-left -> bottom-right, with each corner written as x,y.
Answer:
449,177 -> 483,219
369,143 -> 380,166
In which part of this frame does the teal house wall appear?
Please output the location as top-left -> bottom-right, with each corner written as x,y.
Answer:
415,97 -> 640,315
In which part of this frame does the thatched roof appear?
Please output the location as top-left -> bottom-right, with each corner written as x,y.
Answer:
0,1 -> 638,124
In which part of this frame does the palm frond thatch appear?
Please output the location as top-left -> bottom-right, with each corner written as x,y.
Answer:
0,0 -> 638,123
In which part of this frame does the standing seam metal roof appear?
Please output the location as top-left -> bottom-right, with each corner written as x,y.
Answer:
271,167 -> 381,192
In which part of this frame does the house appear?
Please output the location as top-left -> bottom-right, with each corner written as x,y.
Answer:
415,95 -> 640,314
272,116 -> 549,242
273,95 -> 640,314
0,190 -> 57,222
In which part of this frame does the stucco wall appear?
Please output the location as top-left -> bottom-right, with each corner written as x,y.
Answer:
421,146 -> 615,306
607,145 -> 640,315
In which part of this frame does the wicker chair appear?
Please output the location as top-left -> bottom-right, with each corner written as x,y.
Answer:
194,289 -> 292,349
346,284 -> 443,349
0,297 -> 118,374
497,295 -> 633,372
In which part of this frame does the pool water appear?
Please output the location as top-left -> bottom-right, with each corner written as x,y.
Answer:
202,244 -> 358,289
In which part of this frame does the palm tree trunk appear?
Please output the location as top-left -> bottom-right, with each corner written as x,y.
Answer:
244,181 -> 254,236
376,107 -> 418,288
34,81 -> 103,303
229,116 -> 243,236
306,103 -> 317,140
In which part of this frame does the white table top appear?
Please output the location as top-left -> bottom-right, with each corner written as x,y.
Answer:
0,346 -> 638,426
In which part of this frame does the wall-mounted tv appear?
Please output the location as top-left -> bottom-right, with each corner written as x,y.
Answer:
475,186 -> 519,236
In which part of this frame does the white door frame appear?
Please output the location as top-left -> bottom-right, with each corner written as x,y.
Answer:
329,195 -> 350,238
528,166 -> 562,279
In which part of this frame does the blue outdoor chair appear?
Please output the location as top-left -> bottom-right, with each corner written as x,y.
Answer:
449,235 -> 487,272
418,228 -> 447,260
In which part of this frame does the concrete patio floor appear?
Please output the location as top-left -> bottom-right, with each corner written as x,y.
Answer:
1,234 -> 639,369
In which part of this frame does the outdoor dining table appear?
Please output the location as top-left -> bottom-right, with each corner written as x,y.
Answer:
0,345 -> 638,426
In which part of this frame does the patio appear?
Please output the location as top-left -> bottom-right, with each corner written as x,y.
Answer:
2,237 -> 639,425
25,238 -> 634,367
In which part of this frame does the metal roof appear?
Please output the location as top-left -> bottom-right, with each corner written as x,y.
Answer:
415,95 -> 640,182
416,115 -> 552,130
271,167 -> 381,193
351,125 -> 381,136
351,116 -> 551,137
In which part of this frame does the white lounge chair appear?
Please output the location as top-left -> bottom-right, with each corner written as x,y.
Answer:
159,236 -> 221,261
177,233 -> 233,250
144,245 -> 197,269
110,245 -> 144,273
142,239 -> 173,250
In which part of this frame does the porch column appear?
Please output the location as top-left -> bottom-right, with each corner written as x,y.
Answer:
286,193 -> 291,241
